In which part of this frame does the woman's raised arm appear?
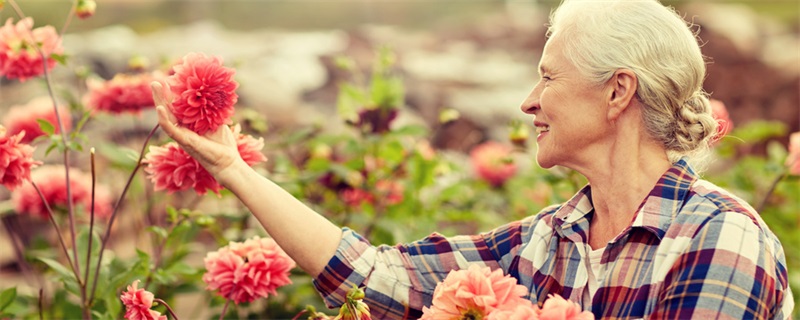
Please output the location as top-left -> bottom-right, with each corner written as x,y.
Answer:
151,82 -> 342,276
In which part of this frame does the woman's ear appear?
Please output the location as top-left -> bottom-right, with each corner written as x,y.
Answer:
607,69 -> 638,121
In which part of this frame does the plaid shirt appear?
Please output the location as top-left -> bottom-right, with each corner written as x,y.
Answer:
313,160 -> 794,319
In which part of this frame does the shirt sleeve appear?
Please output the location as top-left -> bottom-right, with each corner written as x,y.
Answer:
649,211 -> 794,319
312,218 -> 531,319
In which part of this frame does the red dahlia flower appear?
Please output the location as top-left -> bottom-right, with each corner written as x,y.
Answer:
710,99 -> 733,144
0,17 -> 63,82
120,280 -> 167,320
143,126 -> 265,195
142,142 -> 222,195
2,96 -> 72,143
470,141 -> 517,187
0,125 -> 41,190
167,52 -> 238,135
11,165 -> 113,219
84,73 -> 160,114
203,236 -> 295,304
232,124 -> 267,166
786,132 -> 800,176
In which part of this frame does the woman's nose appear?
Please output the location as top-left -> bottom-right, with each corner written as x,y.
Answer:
519,87 -> 540,114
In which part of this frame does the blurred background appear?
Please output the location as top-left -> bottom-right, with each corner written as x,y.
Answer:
4,0 -> 798,139
0,0 -> 797,142
0,0 -> 798,318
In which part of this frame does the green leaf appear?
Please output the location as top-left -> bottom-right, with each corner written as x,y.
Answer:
103,295 -> 122,320
377,140 -> 405,165
50,53 -> 68,65
166,206 -> 179,222
0,287 -> 16,312
37,257 -> 74,280
165,220 -> 196,249
37,119 -> 55,135
337,83 -> 366,123
370,75 -> 403,110
45,141 -> 59,156
390,125 -> 428,137
147,226 -> 168,241
72,111 -> 92,136
284,126 -> 316,145
731,120 -> 788,143
98,143 -> 140,169
37,257 -> 81,295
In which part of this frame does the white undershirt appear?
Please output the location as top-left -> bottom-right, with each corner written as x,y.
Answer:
583,246 -> 606,306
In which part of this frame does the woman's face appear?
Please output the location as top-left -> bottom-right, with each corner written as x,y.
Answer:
520,36 -> 610,169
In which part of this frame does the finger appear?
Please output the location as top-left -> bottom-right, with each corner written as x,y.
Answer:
156,105 -> 189,144
152,88 -> 178,124
150,81 -> 168,109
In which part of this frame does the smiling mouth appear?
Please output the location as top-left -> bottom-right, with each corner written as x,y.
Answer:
535,125 -> 550,134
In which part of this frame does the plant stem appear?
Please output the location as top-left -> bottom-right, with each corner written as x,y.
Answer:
30,182 -> 82,285
82,149 -> 97,311
1,216 -> 39,285
757,171 -> 787,213
89,124 -> 159,303
38,288 -> 44,320
59,0 -> 77,36
154,298 -> 179,320
7,0 -> 82,285
143,217 -> 187,288
219,299 -> 231,320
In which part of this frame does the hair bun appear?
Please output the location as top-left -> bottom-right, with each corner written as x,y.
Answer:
672,92 -> 717,152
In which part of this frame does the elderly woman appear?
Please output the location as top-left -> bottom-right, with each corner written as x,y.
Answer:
152,0 -> 794,318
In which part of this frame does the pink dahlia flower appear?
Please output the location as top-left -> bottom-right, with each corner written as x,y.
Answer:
420,265 -> 530,320
3,96 -> 72,143
710,99 -> 733,144
470,141 -> 517,187
0,18 -> 63,82
536,294 -> 594,320
376,180 -> 404,206
84,73 -> 159,114
786,132 -> 800,175
143,126 -> 265,196
120,280 -> 167,320
167,52 -> 238,135
232,124 -> 267,166
341,188 -> 373,208
486,302 -> 539,320
0,126 -> 41,190
203,236 -> 296,304
142,142 -> 222,195
11,165 -> 113,219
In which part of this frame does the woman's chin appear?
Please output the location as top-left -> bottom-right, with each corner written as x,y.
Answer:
535,152 -> 557,169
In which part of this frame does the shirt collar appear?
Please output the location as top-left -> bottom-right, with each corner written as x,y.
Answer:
552,158 -> 698,241
630,158 -> 697,239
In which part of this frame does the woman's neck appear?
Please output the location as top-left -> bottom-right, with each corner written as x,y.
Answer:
574,129 -> 671,249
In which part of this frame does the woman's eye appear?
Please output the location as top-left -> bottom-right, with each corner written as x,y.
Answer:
542,76 -> 552,81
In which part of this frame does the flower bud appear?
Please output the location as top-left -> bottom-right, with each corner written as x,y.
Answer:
76,0 -> 96,19
335,287 -> 371,320
508,120 -> 529,148
310,143 -> 333,160
438,108 -> 460,125
128,55 -> 150,73
195,215 -> 215,227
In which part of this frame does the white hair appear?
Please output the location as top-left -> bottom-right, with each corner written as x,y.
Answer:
548,0 -> 717,168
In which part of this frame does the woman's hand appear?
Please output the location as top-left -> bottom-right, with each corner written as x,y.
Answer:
151,81 -> 341,277
151,81 -> 244,184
